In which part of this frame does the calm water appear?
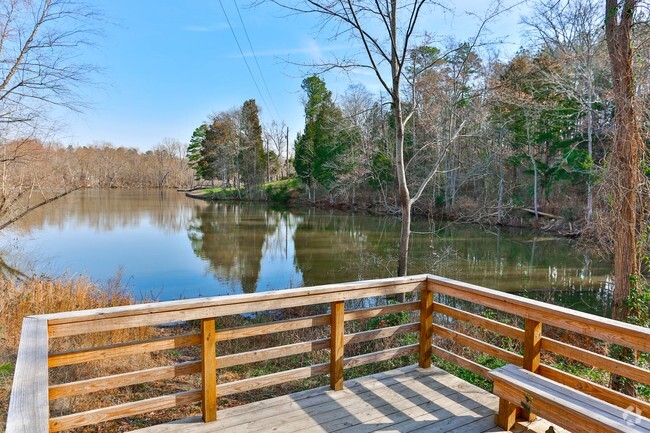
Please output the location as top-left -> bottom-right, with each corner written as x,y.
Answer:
0,189 -> 613,312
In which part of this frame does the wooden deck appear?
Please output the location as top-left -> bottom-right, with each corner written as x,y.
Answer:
138,366 -> 563,433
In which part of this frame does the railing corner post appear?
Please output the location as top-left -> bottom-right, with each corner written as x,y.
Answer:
201,318 -> 217,422
6,317 -> 49,433
330,301 -> 345,391
419,285 -> 433,368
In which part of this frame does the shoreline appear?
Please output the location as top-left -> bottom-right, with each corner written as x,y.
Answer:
183,188 -> 582,239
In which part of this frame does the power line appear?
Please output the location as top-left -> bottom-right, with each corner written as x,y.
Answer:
231,0 -> 283,121
218,0 -> 274,120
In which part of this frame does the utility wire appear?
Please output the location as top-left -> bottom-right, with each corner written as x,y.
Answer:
232,0 -> 283,121
218,0 -> 274,120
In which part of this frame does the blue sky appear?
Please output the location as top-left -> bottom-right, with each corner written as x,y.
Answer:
56,1 -> 530,151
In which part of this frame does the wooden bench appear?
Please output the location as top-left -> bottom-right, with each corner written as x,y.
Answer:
488,364 -> 650,433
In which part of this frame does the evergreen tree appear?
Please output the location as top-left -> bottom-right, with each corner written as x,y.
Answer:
496,50 -> 582,214
239,99 -> 266,188
295,76 -> 347,197
187,124 -> 209,181
204,113 -> 238,185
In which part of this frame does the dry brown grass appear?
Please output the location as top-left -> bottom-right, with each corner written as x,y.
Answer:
0,274 -> 156,430
0,282 -> 421,432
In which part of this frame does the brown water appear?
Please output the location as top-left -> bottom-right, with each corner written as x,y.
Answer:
0,189 -> 612,313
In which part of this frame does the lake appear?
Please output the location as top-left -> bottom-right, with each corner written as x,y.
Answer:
0,189 -> 612,313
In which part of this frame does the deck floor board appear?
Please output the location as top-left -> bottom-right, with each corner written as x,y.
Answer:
136,366 -> 566,433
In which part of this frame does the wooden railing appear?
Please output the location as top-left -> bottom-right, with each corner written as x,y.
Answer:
6,274 -> 650,432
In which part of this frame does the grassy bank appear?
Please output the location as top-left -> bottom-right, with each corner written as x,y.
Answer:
194,178 -> 301,203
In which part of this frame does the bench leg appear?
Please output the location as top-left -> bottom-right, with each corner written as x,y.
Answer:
496,398 -> 517,431
518,407 -> 537,422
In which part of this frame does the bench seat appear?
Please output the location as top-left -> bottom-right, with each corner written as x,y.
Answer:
488,364 -> 650,433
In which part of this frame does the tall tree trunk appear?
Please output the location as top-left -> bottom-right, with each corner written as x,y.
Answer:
586,82 -> 594,224
498,131 -> 505,225
391,0 -> 410,278
396,107 -> 410,277
605,0 -> 642,321
605,0 -> 642,396
526,119 -> 539,219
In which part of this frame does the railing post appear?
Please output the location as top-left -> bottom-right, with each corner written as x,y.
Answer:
521,318 -> 542,421
201,318 -> 217,422
419,285 -> 433,368
330,301 -> 345,390
6,317 -> 49,433
523,318 -> 542,373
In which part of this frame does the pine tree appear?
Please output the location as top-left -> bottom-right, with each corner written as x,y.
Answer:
239,99 -> 266,189
295,76 -> 347,198
187,124 -> 210,181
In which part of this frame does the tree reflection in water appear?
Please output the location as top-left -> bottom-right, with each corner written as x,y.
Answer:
0,189 -> 613,314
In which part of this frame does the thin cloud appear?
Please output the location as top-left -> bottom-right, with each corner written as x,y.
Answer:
229,41 -> 355,59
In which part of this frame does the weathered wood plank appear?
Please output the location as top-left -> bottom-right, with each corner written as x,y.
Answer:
431,344 -> 490,378
218,339 -> 330,368
432,323 -> 523,366
345,323 -> 419,345
433,302 -> 524,340
343,344 -> 418,369
48,280 -> 425,337
48,361 -> 201,400
216,314 -> 329,341
343,301 -> 420,321
217,363 -> 330,396
305,374 -> 495,433
135,367 -> 422,432
48,333 -> 201,367
372,396 -> 496,433
43,275 -> 428,325
429,275 -> 650,353
240,366 -> 470,433
541,337 -> 650,385
132,365 -> 571,433
49,390 -> 201,432
538,364 -> 650,418
6,317 -> 49,433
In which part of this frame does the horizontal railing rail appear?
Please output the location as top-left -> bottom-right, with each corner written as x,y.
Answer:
427,275 -> 650,420
6,274 -> 650,433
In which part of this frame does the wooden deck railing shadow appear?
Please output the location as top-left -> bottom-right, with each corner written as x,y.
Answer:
6,274 -> 650,432
285,368 -> 493,431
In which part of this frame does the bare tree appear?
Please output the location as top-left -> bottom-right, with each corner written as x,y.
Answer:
264,121 -> 289,178
523,0 -> 605,223
0,0 -> 99,126
266,1 -> 505,276
0,0 -> 99,227
158,137 -> 192,187
339,84 -> 376,206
